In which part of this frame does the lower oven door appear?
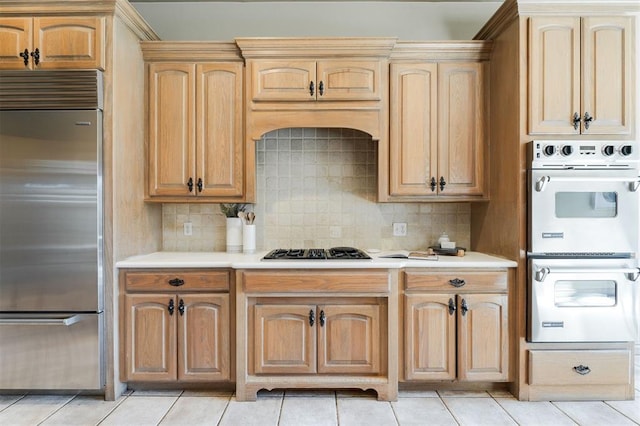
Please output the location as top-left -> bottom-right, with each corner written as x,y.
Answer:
529,169 -> 640,254
528,258 -> 639,343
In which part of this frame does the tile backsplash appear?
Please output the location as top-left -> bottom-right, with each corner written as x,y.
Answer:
162,128 -> 470,252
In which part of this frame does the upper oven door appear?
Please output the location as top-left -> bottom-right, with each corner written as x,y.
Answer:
529,258 -> 639,343
529,169 -> 640,254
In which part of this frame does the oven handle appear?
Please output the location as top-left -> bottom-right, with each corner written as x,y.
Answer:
0,314 -> 92,326
535,267 -> 640,282
535,176 -> 640,192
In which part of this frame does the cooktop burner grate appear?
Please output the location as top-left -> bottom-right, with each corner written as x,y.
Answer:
262,247 -> 371,260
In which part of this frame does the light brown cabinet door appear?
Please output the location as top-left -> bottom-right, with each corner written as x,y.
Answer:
389,63 -> 438,197
404,294 -> 456,380
582,16 -> 633,136
253,304 -> 317,374
529,16 -> 581,135
438,62 -> 485,196
250,60 -> 316,102
124,294 -> 177,381
316,60 -> 381,101
147,63 -> 196,197
178,294 -> 230,381
457,293 -> 508,382
529,16 -> 633,136
35,17 -> 104,70
317,304 -> 382,374
197,63 -> 244,197
0,18 -> 32,69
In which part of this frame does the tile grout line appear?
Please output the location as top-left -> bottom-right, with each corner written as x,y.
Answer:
154,391 -> 183,426
602,400 -> 639,425
95,392 -> 131,426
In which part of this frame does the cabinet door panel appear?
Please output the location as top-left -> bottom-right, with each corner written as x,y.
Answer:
250,61 -> 316,101
197,63 -> 244,197
457,293 -> 508,381
404,294 -> 456,380
147,63 -> 196,197
34,17 -> 104,70
438,62 -> 485,196
317,60 -> 381,101
254,304 -> 316,374
178,294 -> 230,381
0,18 -> 32,69
317,304 -> 381,374
389,63 -> 438,196
124,294 -> 177,381
582,17 -> 633,135
529,17 -> 581,134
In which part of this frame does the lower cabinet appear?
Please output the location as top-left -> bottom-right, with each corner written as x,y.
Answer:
253,303 -> 381,375
403,270 -> 509,382
120,269 -> 231,382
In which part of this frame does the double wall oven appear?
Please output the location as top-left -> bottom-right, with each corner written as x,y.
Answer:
528,141 -> 640,343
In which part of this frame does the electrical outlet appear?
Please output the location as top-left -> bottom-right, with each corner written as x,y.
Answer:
329,226 -> 342,238
392,222 -> 407,236
183,222 -> 193,236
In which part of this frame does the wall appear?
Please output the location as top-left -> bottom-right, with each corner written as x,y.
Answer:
131,1 -> 503,40
162,128 -> 470,252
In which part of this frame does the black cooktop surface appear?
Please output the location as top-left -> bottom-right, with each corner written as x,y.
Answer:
262,247 -> 371,260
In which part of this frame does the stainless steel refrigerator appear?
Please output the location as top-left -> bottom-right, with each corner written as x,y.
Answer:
0,70 -> 104,390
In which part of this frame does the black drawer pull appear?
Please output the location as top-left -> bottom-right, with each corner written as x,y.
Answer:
168,278 -> 185,287
449,278 -> 465,287
573,365 -> 591,375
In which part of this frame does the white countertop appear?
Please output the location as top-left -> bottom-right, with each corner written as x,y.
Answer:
116,250 -> 517,269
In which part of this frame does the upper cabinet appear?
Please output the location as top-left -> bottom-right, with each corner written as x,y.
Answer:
385,42 -> 491,202
528,16 -> 634,136
143,43 -> 245,202
0,17 -> 105,70
249,59 -> 382,102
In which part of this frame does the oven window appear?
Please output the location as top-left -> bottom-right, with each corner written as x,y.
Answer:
554,280 -> 617,307
555,192 -> 617,218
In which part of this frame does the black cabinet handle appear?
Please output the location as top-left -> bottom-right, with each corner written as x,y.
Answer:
168,278 -> 184,287
168,299 -> 175,316
309,309 -> 315,326
461,299 -> 468,316
318,81 -> 324,96
573,365 -> 591,375
197,178 -> 203,193
448,298 -> 456,315
439,176 -> 446,191
309,81 -> 315,97
187,177 -> 194,192
319,310 -> 325,326
449,278 -> 465,288
30,48 -> 40,66
178,299 -> 185,316
583,112 -> 593,130
430,177 -> 437,192
19,49 -> 29,66
572,112 -> 581,130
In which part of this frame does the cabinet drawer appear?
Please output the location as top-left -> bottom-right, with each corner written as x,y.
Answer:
404,270 -> 507,292
241,270 -> 390,293
529,350 -> 632,386
124,270 -> 230,292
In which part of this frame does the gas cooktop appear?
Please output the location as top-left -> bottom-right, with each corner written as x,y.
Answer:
262,247 -> 371,260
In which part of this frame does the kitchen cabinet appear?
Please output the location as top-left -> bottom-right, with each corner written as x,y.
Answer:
248,60 -> 382,102
143,43 -> 244,201
236,269 -> 398,401
386,43 -> 490,201
120,269 -> 231,382
528,16 -> 634,136
0,16 -> 104,70
403,270 -> 509,382
254,303 -> 381,375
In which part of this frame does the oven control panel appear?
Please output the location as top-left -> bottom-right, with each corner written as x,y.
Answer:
531,140 -> 639,167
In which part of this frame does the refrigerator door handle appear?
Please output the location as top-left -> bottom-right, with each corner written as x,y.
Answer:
0,314 -> 92,326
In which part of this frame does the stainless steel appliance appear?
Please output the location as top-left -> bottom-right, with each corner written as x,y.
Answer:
0,70 -> 104,390
527,140 -> 640,343
529,141 -> 640,255
528,257 -> 639,342
263,247 -> 371,260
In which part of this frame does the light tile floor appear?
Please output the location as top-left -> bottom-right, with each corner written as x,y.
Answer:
1,358 -> 640,426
